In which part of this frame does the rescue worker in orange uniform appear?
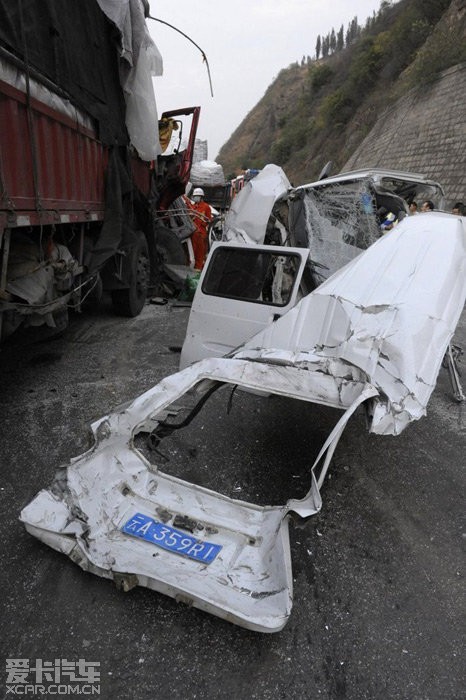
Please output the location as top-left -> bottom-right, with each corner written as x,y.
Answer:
189,187 -> 212,270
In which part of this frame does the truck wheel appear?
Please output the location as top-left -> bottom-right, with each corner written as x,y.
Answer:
111,231 -> 149,317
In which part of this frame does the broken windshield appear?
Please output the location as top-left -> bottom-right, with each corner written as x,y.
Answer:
291,179 -> 380,285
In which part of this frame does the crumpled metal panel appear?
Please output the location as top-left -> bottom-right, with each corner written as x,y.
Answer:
235,212 -> 466,434
223,165 -> 291,244
21,354 -> 376,632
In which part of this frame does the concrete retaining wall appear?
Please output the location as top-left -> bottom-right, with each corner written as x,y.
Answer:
344,63 -> 466,206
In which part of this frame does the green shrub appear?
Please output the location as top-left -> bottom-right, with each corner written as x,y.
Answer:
271,118 -> 315,164
310,64 -> 334,92
349,35 -> 388,93
319,88 -> 354,126
271,136 -> 293,163
407,25 -> 466,87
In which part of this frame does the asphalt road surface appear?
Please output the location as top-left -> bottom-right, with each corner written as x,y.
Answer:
0,298 -> 464,700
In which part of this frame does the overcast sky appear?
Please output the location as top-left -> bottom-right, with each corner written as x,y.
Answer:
147,0 -> 384,161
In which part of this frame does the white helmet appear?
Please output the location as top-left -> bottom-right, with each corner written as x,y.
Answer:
192,187 -> 204,197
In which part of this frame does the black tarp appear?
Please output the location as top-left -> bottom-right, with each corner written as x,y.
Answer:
0,0 -> 128,145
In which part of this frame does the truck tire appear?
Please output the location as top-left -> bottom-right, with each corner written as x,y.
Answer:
111,231 -> 149,317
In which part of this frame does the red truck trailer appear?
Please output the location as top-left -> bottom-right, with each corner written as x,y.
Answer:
0,0 -> 197,341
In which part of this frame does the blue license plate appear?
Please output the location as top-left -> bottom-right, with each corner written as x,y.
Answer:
121,512 -> 222,564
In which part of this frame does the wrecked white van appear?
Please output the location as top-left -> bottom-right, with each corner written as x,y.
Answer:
21,204 -> 465,631
181,165 -> 447,369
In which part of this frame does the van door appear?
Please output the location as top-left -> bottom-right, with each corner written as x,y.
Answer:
180,243 -> 309,368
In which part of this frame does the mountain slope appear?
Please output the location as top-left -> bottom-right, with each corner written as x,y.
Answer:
217,0 -> 466,185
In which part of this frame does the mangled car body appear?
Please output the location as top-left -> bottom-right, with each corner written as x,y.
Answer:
180,166 -> 450,370
221,164 -> 446,285
21,205 -> 466,631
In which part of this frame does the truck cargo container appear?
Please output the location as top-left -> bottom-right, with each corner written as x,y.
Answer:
0,0 -> 197,341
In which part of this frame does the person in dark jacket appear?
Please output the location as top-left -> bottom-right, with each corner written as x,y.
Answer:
421,200 -> 435,212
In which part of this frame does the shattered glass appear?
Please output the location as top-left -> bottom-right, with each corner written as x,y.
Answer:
302,180 -> 380,284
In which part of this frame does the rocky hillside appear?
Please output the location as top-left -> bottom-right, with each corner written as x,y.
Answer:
217,0 -> 466,188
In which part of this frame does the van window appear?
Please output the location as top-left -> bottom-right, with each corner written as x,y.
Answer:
202,247 -> 301,306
